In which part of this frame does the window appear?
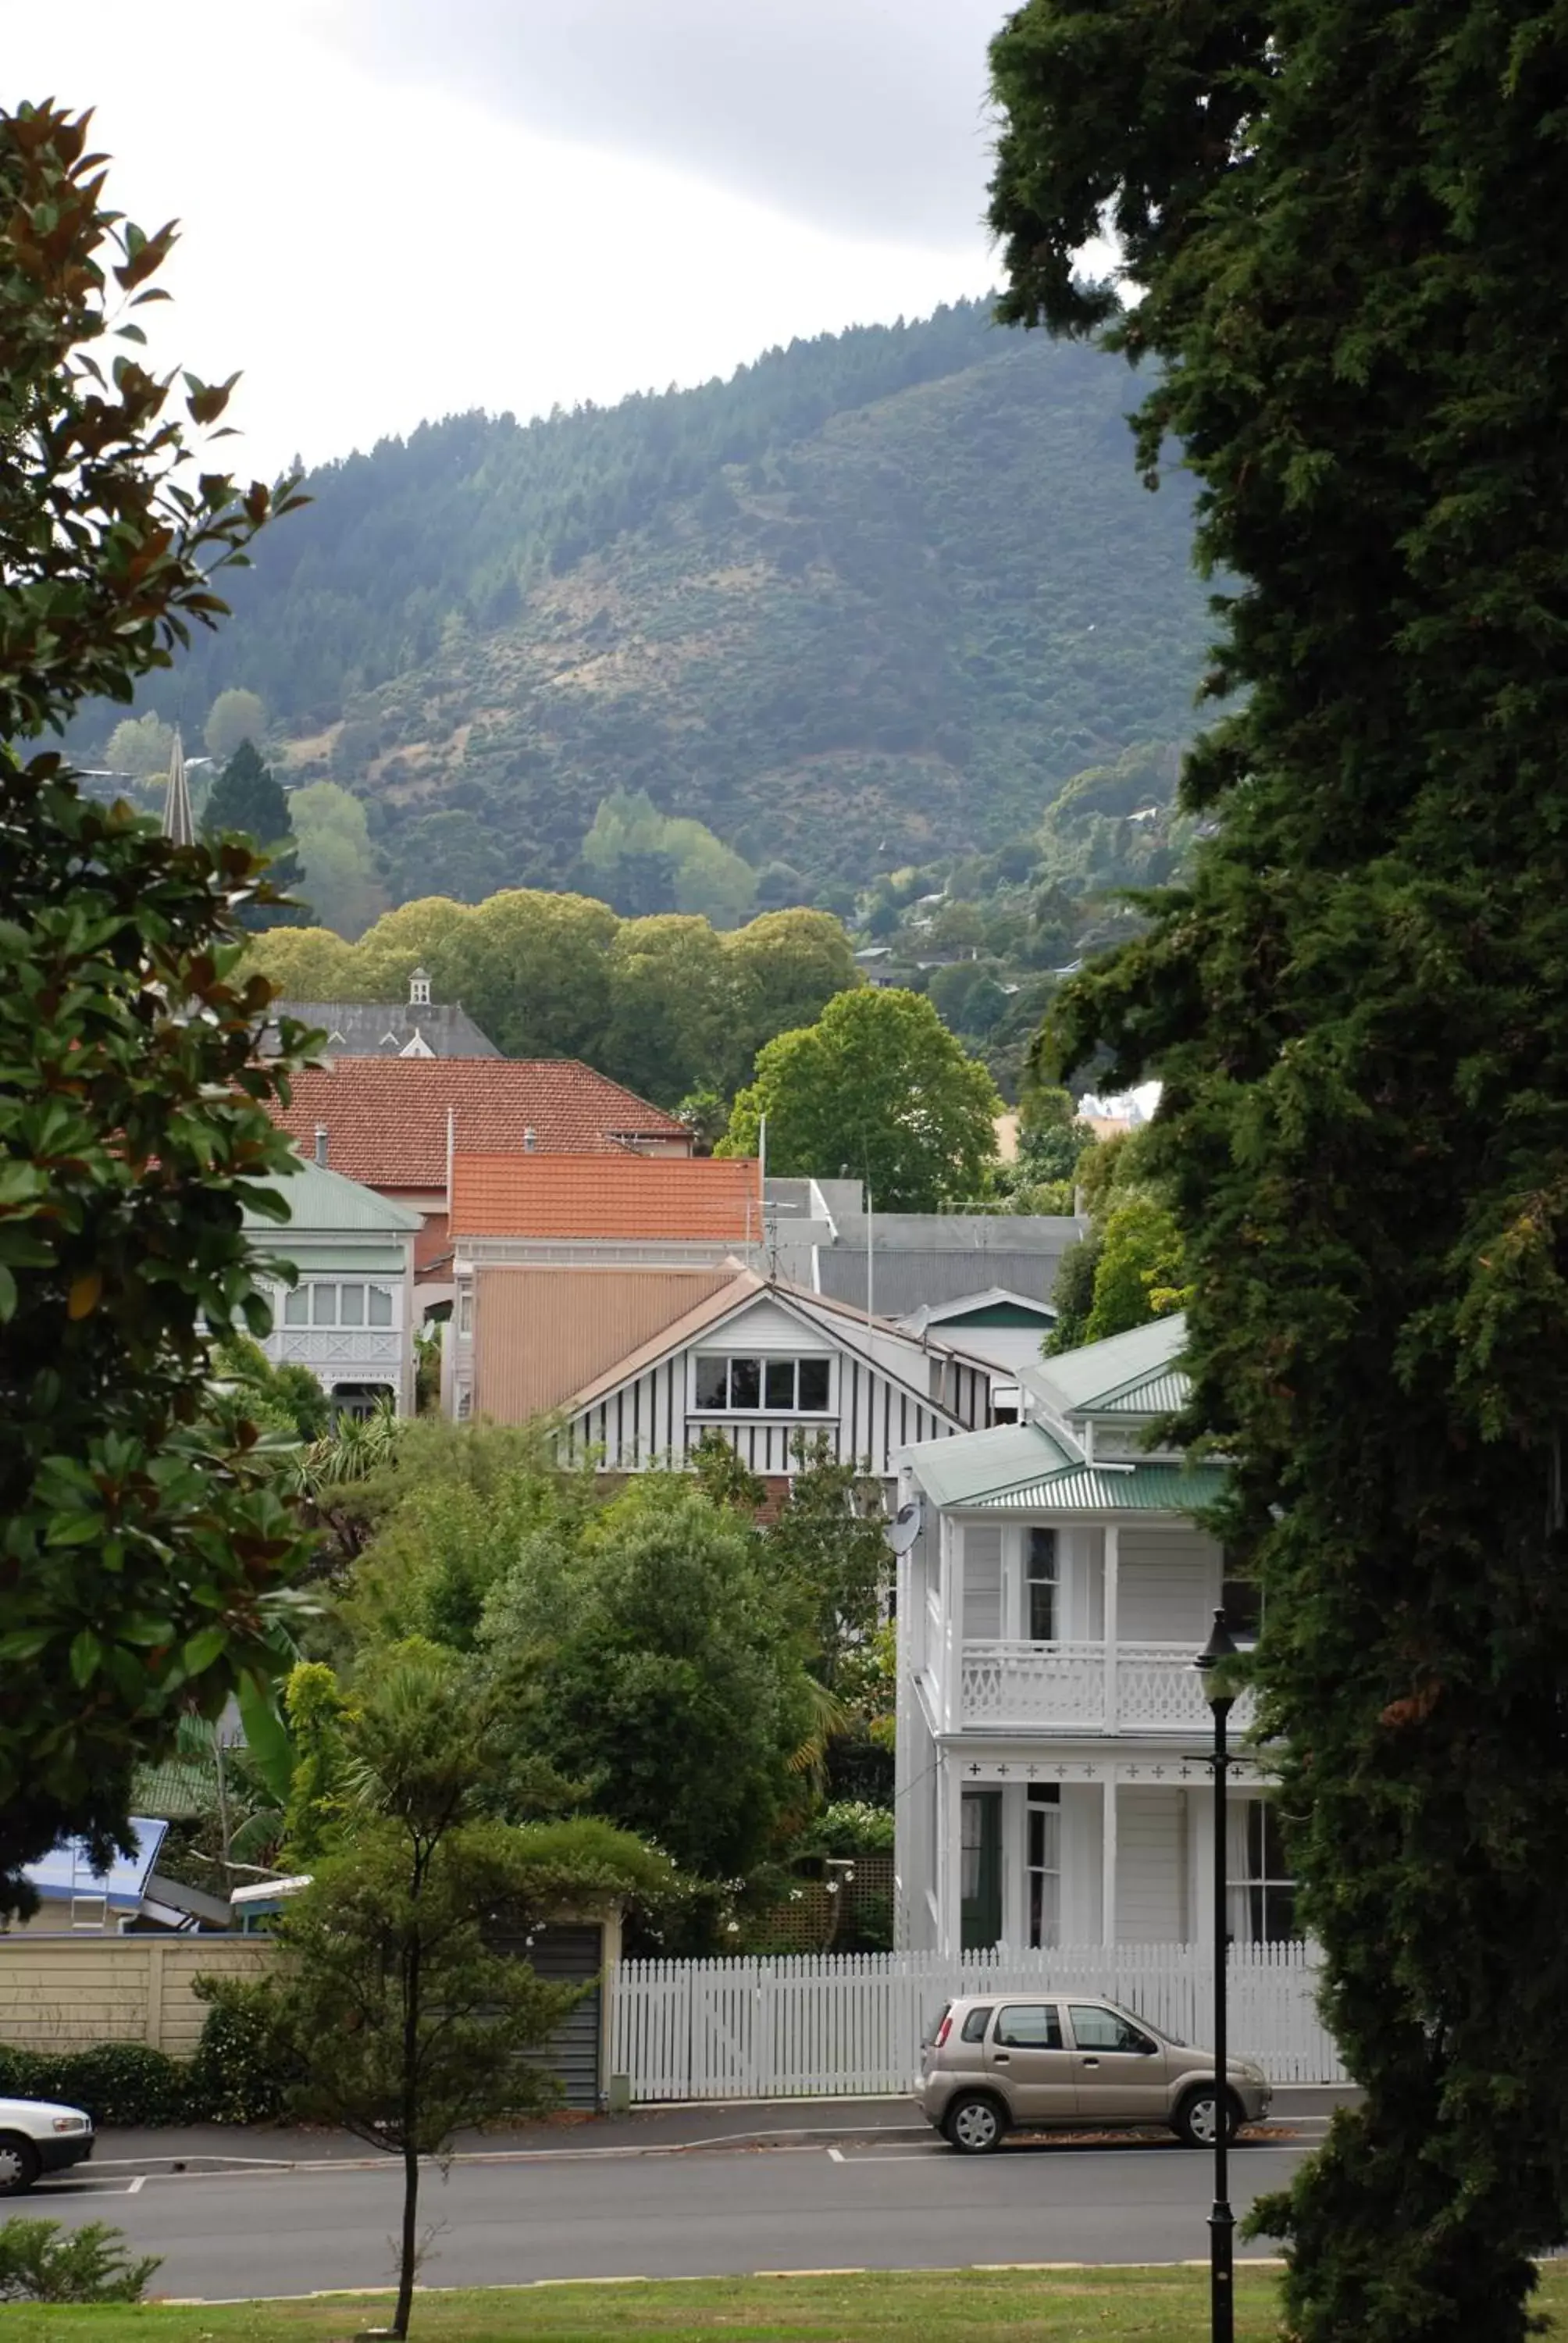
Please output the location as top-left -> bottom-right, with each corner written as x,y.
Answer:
1222,1571 -> 1263,1646
1027,1527 -> 1058,1642
457,1288 -> 473,1338
960,2006 -> 993,2043
1027,1784 -> 1060,1949
286,1282 -> 399,1332
995,2003 -> 1064,2050
693,1354 -> 833,1412
1232,1799 -> 1296,1943
1068,2005 -> 1157,2055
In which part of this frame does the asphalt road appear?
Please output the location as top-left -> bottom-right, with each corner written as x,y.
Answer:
33,2117 -> 1329,2303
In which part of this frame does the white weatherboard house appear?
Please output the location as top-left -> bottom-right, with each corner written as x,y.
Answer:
244,1150 -> 422,1418
894,1314 -> 1288,1958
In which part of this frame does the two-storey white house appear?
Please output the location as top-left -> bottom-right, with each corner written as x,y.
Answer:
894,1314 -> 1288,1956
244,1147 -> 422,1418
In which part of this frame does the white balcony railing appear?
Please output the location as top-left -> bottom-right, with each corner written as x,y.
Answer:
960,1640 -> 1256,1735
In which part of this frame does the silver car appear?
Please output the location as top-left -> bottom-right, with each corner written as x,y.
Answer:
918,1992 -> 1270,2152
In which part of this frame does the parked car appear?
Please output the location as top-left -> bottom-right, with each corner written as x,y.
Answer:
0,2097 -> 94,2193
918,1993 -> 1270,2153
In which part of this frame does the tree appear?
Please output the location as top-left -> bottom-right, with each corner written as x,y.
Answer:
722,987 -> 1001,1211
204,687 -> 265,764
603,915 -> 732,1106
104,711 -> 173,778
245,924 -> 362,1000
1081,1196 -> 1187,1344
0,99 -> 310,1911
209,1334 -> 330,1443
288,780 -> 387,940
478,1478 -> 815,1881
248,1645 -> 667,2338
722,910 -> 860,1087
764,1436 -> 890,1689
203,742 -> 302,929
447,890 -> 618,1061
990,5 -> 1568,2337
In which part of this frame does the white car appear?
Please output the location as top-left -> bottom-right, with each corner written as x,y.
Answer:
0,2097 -> 94,2192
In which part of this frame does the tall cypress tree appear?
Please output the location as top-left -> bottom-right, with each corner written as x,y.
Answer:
204,740 -> 303,926
989,5 -> 1568,2338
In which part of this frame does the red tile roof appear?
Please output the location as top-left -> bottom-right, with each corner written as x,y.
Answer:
451,1153 -> 763,1241
263,1059 -> 690,1189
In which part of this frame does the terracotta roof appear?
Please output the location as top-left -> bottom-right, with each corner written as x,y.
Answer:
452,1153 -> 763,1241
263,1058 -> 689,1189
472,1264 -> 745,1421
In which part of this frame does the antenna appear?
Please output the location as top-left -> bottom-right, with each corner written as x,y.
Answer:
886,1498 -> 923,1556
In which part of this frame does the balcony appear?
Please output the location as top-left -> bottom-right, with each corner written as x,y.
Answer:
960,1640 -> 1256,1735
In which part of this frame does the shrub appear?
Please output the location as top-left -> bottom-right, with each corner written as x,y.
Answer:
0,2042 -> 191,2127
811,1800 -> 895,1856
187,1974 -> 296,2124
0,2216 -> 161,2303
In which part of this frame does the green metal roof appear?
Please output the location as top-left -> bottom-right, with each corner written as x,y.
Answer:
905,1421 -> 1076,1508
242,1154 -> 424,1235
1096,1368 -> 1191,1418
133,1757 -> 219,1819
1028,1312 -> 1188,1415
968,1460 -> 1229,1515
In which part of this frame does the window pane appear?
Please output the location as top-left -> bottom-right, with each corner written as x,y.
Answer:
764,1358 -> 796,1410
368,1286 -> 393,1328
1069,2004 -> 1154,2053
312,1286 -> 337,1326
340,1284 -> 365,1327
960,2006 -> 992,2043
1028,1526 -> 1057,1576
797,1357 -> 831,1410
1222,1571 -> 1263,1642
694,1356 -> 729,1409
729,1357 -> 761,1410
283,1288 -> 308,1326
1028,1576 -> 1057,1642
995,2004 -> 1062,2050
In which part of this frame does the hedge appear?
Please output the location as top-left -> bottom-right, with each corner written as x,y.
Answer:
0,1981 -> 290,2127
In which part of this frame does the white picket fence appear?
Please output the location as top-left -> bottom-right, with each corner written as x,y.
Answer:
610,1941 -> 1343,2100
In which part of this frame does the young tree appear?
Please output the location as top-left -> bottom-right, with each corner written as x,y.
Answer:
722,987 -> 1001,1210
288,779 -> 387,940
0,100 -> 310,1911
765,1435 -> 890,1688
251,1646 -> 667,2338
991,5 -> 1568,2336
103,710 -> 173,777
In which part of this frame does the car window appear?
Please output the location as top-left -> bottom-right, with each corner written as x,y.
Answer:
994,2002 -> 1063,2049
1067,2003 -> 1157,2054
960,2005 -> 993,2043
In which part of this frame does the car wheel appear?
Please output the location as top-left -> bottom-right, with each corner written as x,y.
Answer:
943,2093 -> 1007,2154
1174,2088 -> 1241,2151
0,2134 -> 41,2195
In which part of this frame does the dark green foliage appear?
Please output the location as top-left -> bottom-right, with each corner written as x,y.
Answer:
991,3 -> 1568,2336
0,101 -> 312,1914
203,742 -> 304,930
187,1976 -> 294,2124
0,2042 -> 190,2127
116,301 -> 1208,900
0,2216 -> 160,2304
766,1435 -> 890,1686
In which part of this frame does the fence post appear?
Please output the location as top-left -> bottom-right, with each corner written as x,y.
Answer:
143,1941 -> 166,2052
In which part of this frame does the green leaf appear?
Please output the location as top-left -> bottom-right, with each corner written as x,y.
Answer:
181,1627 -> 230,1677
69,1630 -> 105,1687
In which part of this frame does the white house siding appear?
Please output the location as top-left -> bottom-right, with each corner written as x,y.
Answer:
961,1525 -> 1004,1639
566,1348 -> 954,1478
1116,1788 -> 1188,1942
1117,1528 -> 1219,1644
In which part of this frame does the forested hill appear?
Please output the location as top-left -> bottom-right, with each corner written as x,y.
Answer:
135,298 -> 1211,902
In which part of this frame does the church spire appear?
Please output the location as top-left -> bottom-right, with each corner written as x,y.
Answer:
161,727 -> 194,847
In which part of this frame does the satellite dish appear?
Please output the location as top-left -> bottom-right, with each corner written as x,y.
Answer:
886,1500 -> 923,1556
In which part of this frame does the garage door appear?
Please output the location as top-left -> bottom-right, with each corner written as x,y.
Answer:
492,1924 -> 604,2109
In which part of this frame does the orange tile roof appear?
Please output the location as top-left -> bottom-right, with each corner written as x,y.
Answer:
263,1058 -> 689,1189
451,1152 -> 764,1241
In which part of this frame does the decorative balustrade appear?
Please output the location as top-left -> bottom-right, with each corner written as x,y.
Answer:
960,1640 -> 1256,1733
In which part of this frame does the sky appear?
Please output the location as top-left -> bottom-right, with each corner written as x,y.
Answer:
7,0 -> 1007,480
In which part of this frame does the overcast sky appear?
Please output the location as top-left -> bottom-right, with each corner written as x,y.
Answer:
8,0 -> 1005,480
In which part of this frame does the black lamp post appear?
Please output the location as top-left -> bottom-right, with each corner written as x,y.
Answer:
1195,1607 -> 1238,2343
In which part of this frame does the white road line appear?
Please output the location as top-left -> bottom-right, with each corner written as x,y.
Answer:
825,2146 -> 845,2162
127,2174 -> 147,2194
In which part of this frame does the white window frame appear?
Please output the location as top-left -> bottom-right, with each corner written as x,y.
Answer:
284,1280 -> 398,1332
1025,1785 -> 1061,1950
689,1352 -> 835,1417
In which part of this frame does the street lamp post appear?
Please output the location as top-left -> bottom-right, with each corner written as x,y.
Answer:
1195,1607 -> 1238,2343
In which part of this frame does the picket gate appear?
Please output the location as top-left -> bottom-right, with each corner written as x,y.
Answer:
610,1940 -> 1343,2100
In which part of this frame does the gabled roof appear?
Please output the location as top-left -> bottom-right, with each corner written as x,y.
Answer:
903,1421 -> 1077,1508
472,1263 -> 742,1420
1026,1311 -> 1189,1418
454,1154 -> 762,1242
902,1287 -> 1057,1331
243,1151 -> 424,1233
264,1058 -> 689,1189
967,1461 -> 1228,1514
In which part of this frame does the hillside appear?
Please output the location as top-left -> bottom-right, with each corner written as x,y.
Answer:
127,301 -> 1211,902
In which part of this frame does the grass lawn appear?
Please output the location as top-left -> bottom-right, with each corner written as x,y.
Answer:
6,2265 -> 1568,2343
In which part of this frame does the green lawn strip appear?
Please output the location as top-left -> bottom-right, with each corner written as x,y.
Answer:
6,2265 -> 1566,2343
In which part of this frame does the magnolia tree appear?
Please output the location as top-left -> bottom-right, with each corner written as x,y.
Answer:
0,100 -> 312,1910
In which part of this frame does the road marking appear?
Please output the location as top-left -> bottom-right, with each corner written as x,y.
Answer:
825,2147 -> 844,2162
127,2174 -> 147,2195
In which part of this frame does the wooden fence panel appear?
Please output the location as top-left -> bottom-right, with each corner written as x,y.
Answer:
610,1942 -> 1343,2101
